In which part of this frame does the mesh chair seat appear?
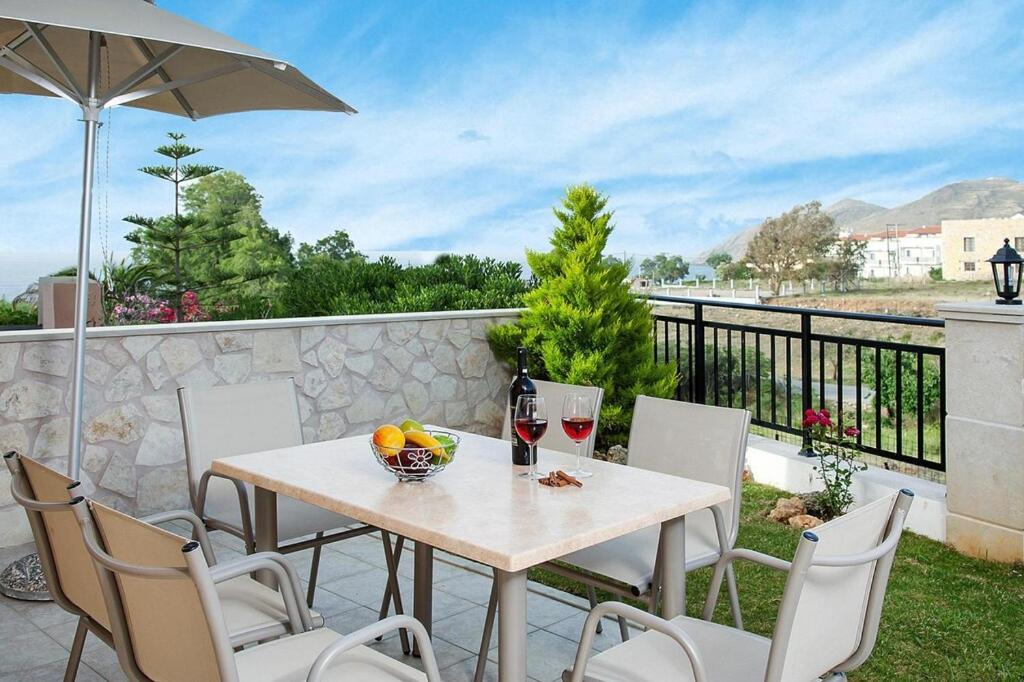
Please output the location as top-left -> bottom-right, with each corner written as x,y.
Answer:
559,510 -> 724,594
572,615 -> 770,682
233,627 -> 426,681
217,576 -> 325,646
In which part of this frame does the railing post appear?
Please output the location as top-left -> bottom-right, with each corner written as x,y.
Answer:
693,302 -> 706,404
799,311 -> 814,456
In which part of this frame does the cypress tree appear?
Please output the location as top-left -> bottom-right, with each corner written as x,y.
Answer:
488,184 -> 676,445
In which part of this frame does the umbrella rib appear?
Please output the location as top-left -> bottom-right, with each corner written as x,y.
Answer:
130,38 -> 197,121
0,49 -> 79,103
104,62 -> 247,109
245,58 -> 357,114
22,22 -> 84,100
100,44 -> 185,106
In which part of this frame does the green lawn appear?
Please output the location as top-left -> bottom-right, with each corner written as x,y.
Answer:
531,482 -> 1024,680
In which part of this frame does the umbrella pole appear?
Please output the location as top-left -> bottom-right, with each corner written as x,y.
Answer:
68,32 -> 102,480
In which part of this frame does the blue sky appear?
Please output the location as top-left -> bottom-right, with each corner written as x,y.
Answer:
2,0 -> 1024,295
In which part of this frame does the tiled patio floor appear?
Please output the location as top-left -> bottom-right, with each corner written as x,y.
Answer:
0,527 -> 633,681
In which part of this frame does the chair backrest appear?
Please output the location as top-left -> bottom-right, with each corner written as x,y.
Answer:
628,396 -> 751,544
178,378 -> 303,506
500,379 -> 605,457
82,499 -> 234,682
766,490 -> 913,682
4,453 -> 111,631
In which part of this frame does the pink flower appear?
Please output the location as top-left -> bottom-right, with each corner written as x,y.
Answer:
844,426 -> 860,438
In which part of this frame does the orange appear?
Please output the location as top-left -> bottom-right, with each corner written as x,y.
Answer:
372,424 -> 405,456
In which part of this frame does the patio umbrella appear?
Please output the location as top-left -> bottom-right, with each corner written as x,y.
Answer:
0,0 -> 355,481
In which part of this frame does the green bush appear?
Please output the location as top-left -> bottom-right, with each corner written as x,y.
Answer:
928,266 -> 942,281
487,184 -> 676,445
0,299 -> 37,326
862,343 -> 941,420
278,254 -> 528,318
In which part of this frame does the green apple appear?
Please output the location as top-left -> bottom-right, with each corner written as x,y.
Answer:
432,434 -> 456,464
399,418 -> 425,433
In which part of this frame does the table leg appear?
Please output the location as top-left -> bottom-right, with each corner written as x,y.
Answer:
412,542 -> 433,657
496,568 -> 528,682
658,515 -> 686,619
253,486 -> 278,587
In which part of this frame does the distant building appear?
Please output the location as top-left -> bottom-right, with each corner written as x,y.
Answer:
941,216 -> 1024,280
845,225 -> 942,279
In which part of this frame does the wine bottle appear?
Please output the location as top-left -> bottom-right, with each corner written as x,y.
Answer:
509,347 -> 537,465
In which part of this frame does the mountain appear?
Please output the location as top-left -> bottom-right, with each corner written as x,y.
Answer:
842,177 -> 1024,236
826,198 -> 886,228
701,177 -> 1024,259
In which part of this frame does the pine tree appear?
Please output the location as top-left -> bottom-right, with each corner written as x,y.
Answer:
124,132 -> 241,319
488,184 -> 677,444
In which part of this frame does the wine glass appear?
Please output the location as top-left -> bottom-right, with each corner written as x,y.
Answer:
514,394 -> 547,480
562,393 -> 595,478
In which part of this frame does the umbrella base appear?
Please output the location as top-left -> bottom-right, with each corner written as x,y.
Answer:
0,553 -> 51,601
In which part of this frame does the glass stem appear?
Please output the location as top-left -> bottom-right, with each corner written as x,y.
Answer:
530,444 -> 537,478
575,441 -> 582,473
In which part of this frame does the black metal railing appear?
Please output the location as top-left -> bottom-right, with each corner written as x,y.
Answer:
648,295 -> 946,472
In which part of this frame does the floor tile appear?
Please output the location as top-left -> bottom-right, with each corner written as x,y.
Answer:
542,611 -> 635,652
0,628 -> 70,675
0,658 -> 105,682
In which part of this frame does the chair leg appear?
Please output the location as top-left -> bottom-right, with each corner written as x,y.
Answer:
63,618 -> 88,682
725,563 -> 744,630
617,614 -> 630,642
376,531 -> 411,654
474,576 -> 499,682
585,585 -> 603,634
306,531 -> 325,608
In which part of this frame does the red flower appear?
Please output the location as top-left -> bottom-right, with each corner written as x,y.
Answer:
801,409 -> 819,428
820,408 -> 830,418
844,426 -> 860,437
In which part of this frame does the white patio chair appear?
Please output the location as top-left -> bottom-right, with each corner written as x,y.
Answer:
178,379 -> 409,652
476,396 -> 750,680
3,451 -> 326,681
71,496 -> 440,682
563,489 -> 915,682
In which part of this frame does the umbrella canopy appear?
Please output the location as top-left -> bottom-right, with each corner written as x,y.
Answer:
0,0 -> 355,118
0,0 -> 354,479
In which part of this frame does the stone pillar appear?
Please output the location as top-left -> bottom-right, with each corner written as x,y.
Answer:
937,302 -> 1024,562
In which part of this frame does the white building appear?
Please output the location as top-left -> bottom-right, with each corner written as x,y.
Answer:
846,225 -> 942,279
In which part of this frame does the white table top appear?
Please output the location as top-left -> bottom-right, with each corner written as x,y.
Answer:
212,429 -> 731,572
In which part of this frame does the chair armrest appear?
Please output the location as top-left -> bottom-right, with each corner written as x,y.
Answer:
566,602 -> 707,682
702,547 -> 792,621
140,509 -> 217,566
306,615 -> 440,682
197,469 -> 255,551
208,552 -> 312,634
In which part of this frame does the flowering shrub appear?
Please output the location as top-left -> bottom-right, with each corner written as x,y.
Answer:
802,408 -> 868,519
111,294 -> 174,325
180,291 -> 210,323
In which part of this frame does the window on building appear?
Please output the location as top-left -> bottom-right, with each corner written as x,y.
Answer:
1015,237 -> 1024,251
964,261 -> 976,272
963,237 -> 975,252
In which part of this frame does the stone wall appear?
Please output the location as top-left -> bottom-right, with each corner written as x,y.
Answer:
0,310 -> 518,547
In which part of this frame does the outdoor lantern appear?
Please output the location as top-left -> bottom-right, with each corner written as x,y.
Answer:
987,238 -> 1024,305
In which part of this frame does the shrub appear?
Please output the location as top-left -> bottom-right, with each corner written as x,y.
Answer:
0,299 -> 37,326
862,343 -> 941,421
279,254 -> 528,317
803,408 -> 867,519
487,184 -> 676,445
928,266 -> 943,281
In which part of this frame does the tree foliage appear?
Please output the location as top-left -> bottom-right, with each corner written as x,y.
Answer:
819,238 -> 867,291
744,201 -> 837,294
297,229 -> 364,262
639,253 -> 689,282
487,184 -> 676,444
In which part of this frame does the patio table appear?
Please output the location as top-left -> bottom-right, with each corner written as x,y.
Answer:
211,428 -> 730,681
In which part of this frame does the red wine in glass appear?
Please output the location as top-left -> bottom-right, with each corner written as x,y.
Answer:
563,394 -> 595,478
515,394 -> 547,479
515,418 -> 549,444
561,416 -> 594,442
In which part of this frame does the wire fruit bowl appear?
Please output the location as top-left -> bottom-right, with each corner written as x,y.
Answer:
370,430 -> 460,481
